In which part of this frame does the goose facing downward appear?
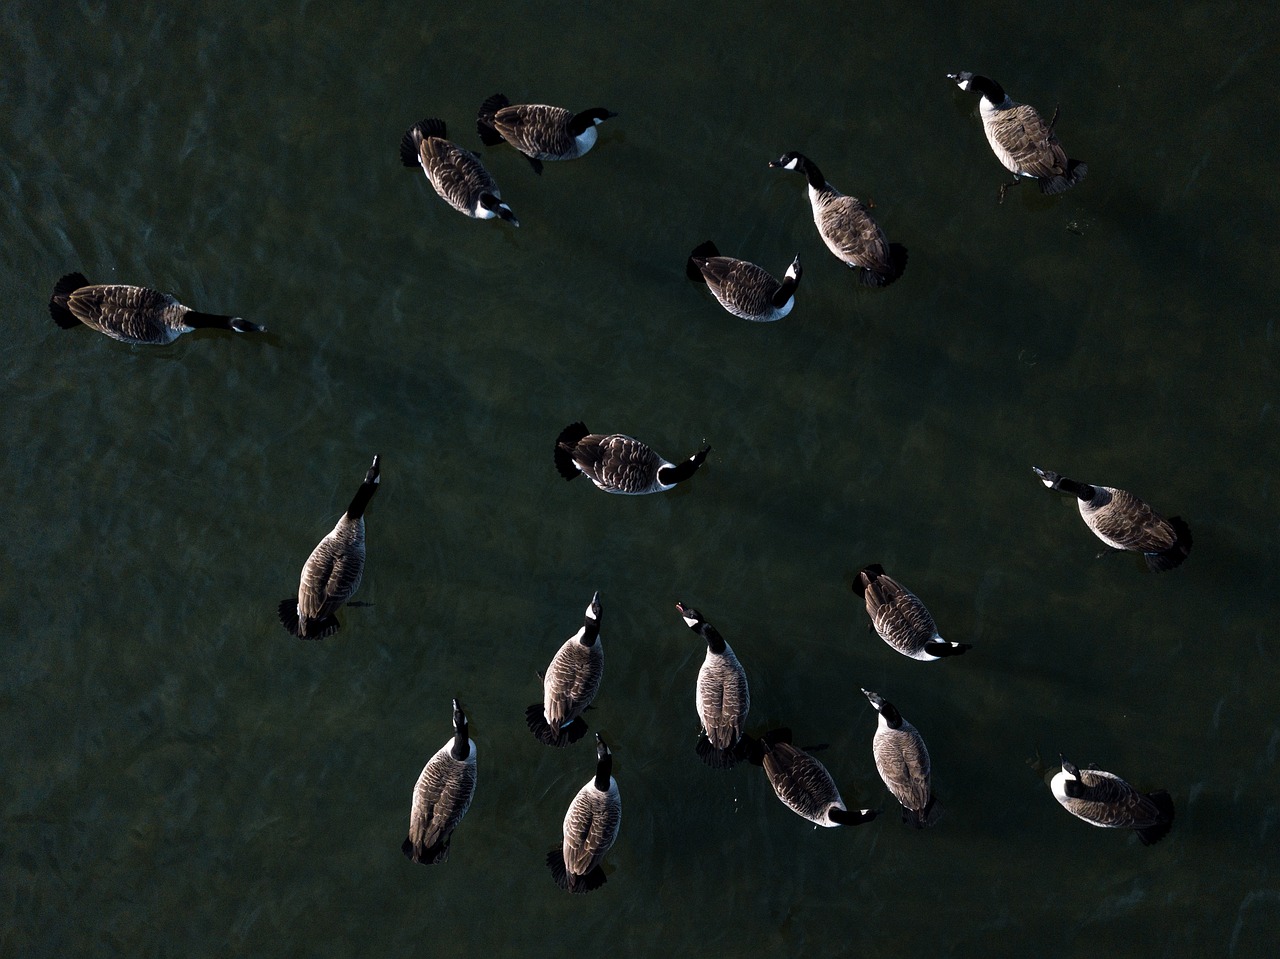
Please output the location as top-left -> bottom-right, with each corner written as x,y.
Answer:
676,602 -> 751,769
547,733 -> 622,894
751,728 -> 878,828
476,94 -> 616,174
855,564 -> 971,661
686,241 -> 801,322
49,273 -> 263,345
554,422 -> 710,495
768,152 -> 907,287
278,455 -> 380,639
402,698 -> 478,864
862,688 -> 941,828
948,72 -> 1087,201
526,591 -> 604,747
1032,467 -> 1192,571
1051,756 -> 1174,846
400,118 -> 519,226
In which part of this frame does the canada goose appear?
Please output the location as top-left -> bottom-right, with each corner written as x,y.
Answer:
1032,467 -> 1192,571
554,422 -> 710,495
686,241 -> 801,322
854,564 -> 971,661
750,729 -> 878,828
476,94 -> 616,174
768,152 -> 907,287
1051,756 -> 1174,846
526,591 -> 603,747
547,733 -> 622,894
676,602 -> 751,769
278,455 -> 380,639
402,698 -> 478,864
861,689 -> 941,828
948,72 -> 1087,202
399,118 -> 519,226
48,273 -> 262,345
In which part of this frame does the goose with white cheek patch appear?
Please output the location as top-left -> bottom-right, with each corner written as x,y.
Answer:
399,118 -> 519,226
278,455 -> 380,640
855,564 -> 971,661
949,72 -> 1087,202
547,733 -> 622,894
676,602 -> 751,769
554,422 -> 710,495
686,241 -> 801,322
526,591 -> 603,747
749,728 -> 879,828
1051,756 -> 1174,846
1032,467 -> 1192,571
768,152 -> 907,287
476,94 -> 616,174
402,699 -> 478,864
862,689 -> 942,828
49,273 -> 263,345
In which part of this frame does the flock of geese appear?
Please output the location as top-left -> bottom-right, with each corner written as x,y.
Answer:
49,74 -> 1188,894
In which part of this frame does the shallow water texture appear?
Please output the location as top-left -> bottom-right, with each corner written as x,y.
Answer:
3,1 -> 1279,956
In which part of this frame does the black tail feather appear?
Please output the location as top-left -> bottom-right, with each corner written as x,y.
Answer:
547,847 -> 608,894
525,704 -> 588,747
402,835 -> 448,864
278,598 -> 339,640
857,244 -> 908,288
1039,159 -> 1088,195
854,563 -> 886,598
746,727 -> 793,765
923,639 -> 973,658
695,731 -> 746,770
476,93 -> 509,145
50,272 -> 90,329
902,794 -> 943,829
400,118 -> 446,168
686,240 -> 719,282
1136,791 -> 1175,846
1146,516 -> 1192,572
554,422 -> 590,481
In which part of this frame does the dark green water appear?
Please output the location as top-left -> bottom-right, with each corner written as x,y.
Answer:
3,2 -> 1278,956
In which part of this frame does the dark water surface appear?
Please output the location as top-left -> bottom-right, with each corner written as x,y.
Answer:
3,2 -> 1278,956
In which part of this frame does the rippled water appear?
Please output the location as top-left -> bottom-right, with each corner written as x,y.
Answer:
3,2 -> 1278,957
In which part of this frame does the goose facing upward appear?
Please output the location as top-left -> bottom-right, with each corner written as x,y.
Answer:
768,152 -> 907,287
686,241 -> 801,322
476,94 -> 616,174
278,455 -> 380,639
555,422 -> 710,495
949,72 -> 1087,201
402,698 -> 478,864
547,733 -> 622,894
1032,467 -> 1192,571
862,689 -> 941,828
400,118 -> 519,226
526,591 -> 603,747
49,273 -> 263,345
676,602 -> 751,769
855,564 -> 971,661
751,728 -> 878,828
1051,756 -> 1174,846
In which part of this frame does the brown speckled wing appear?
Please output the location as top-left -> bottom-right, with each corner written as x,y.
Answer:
1084,487 -> 1178,553
407,745 -> 477,860
69,284 -> 182,343
495,103 -> 577,160
574,434 -> 665,493
817,194 -> 893,275
562,780 -> 621,878
419,137 -> 501,215
1070,769 -> 1166,829
986,104 -> 1070,180
694,256 -> 780,320
865,575 -> 938,654
697,646 -> 749,749
763,742 -> 840,823
873,722 -> 932,813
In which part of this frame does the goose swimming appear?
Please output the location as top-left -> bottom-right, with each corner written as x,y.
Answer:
49,273 -> 262,345
1051,756 -> 1174,845
949,72 -> 1087,201
768,152 -> 907,287
476,94 -> 616,174
686,241 -> 801,322
526,591 -> 603,747
751,729 -> 878,828
554,422 -> 710,495
278,455 -> 380,639
547,733 -> 622,894
400,118 -> 519,225
676,602 -> 751,769
402,699 -> 478,864
862,689 -> 941,828
854,564 -> 971,661
1032,467 -> 1192,571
